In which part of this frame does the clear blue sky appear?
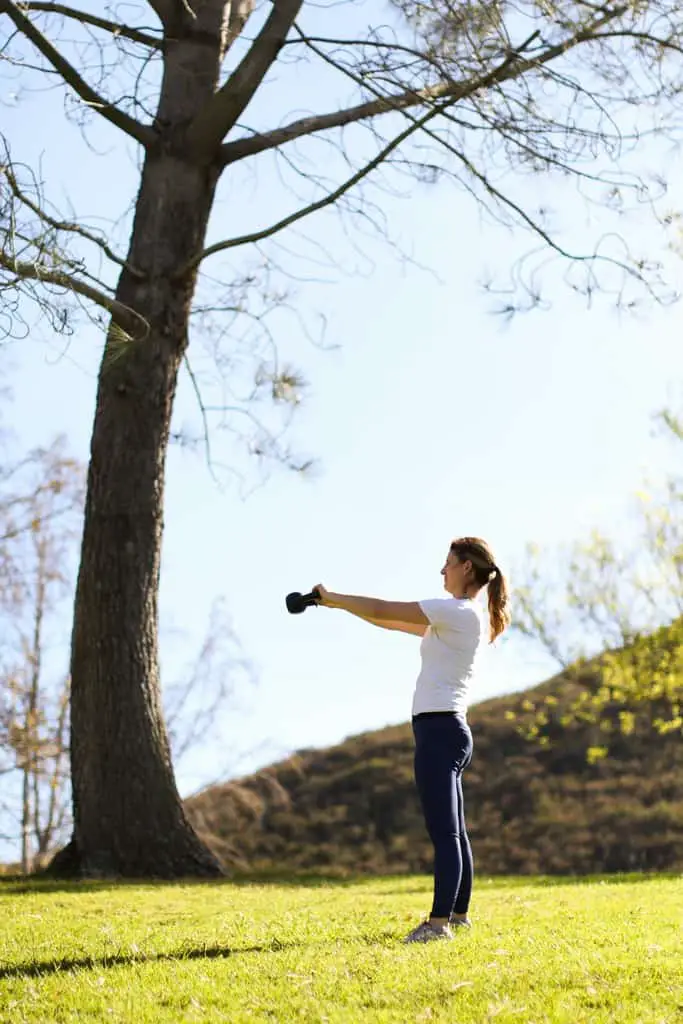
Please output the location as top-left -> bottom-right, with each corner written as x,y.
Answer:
2,2 -> 682,808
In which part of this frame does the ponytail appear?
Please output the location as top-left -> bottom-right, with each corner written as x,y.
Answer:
487,568 -> 510,643
450,536 -> 510,644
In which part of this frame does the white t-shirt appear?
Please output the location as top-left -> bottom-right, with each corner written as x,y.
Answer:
411,598 -> 486,716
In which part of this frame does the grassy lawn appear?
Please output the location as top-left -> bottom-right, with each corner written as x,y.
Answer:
0,873 -> 681,1023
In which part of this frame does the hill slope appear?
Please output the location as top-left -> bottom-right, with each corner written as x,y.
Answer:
186,659 -> 683,876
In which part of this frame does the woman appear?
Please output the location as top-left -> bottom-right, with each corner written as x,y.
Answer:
314,536 -> 510,943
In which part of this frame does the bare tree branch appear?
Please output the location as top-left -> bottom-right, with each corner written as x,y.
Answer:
187,0 -> 304,156
293,26 -> 653,292
435,133 -> 656,296
314,29 -> 653,297
1,149 -> 144,279
183,352 -> 215,480
592,29 -> 683,53
0,1 -> 155,146
218,88 -> 463,168
219,7 -> 627,167
20,3 -> 162,50
0,252 -> 148,336
187,101 -> 444,271
196,24 -> 594,270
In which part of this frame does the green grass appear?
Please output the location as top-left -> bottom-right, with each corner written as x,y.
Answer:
0,873 -> 681,1023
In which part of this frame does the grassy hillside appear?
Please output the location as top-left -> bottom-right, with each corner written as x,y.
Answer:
187,658 -> 683,876
0,874 -> 680,1023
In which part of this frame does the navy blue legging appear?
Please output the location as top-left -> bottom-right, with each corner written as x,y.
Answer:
412,712 -> 474,920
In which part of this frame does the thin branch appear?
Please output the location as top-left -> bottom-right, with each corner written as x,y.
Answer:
218,91 -> 452,168
457,103 -> 634,192
0,251 -> 148,336
283,34 -> 437,62
182,352 -> 216,481
219,6 -> 628,167
187,102 -> 444,272
0,1 -> 155,146
447,143 -> 657,296
20,3 -> 162,49
591,29 -> 683,54
186,0 -> 303,157
1,154 -> 145,279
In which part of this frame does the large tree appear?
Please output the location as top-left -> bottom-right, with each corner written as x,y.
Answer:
1,0 -> 681,876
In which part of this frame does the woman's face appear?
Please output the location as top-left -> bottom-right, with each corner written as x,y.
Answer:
441,549 -> 472,596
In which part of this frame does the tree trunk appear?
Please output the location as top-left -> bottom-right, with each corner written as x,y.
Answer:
22,553 -> 44,875
48,15 -> 230,878
21,761 -> 31,875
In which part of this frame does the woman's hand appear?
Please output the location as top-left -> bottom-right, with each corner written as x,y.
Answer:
313,583 -> 332,606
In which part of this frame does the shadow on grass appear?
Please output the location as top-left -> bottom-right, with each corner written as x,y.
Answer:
0,939 -> 301,982
0,931 -> 397,983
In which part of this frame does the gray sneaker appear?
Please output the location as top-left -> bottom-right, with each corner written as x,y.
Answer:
403,921 -> 454,944
452,918 -> 472,929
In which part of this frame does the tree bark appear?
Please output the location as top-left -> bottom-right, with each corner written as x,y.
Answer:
48,11 -> 231,878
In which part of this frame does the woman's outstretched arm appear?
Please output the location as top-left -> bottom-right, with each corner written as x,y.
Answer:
356,615 -> 426,637
314,584 -> 429,633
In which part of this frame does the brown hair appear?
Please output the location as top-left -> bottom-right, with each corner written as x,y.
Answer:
450,536 -> 510,643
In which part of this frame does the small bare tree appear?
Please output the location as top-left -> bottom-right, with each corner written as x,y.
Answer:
165,597 -> 256,776
0,439 -> 256,871
0,439 -> 83,872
